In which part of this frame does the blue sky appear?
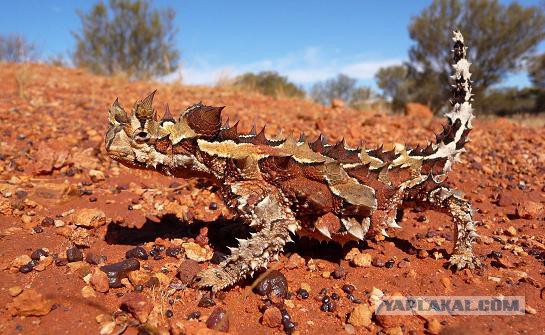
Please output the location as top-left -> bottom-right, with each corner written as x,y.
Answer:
1,0 -> 543,89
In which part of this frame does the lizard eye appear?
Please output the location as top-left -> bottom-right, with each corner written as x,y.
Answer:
134,131 -> 150,143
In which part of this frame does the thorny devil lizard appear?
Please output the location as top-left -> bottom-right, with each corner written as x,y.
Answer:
105,31 -> 481,291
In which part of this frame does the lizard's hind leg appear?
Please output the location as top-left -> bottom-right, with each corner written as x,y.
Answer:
193,181 -> 298,292
426,187 -> 481,270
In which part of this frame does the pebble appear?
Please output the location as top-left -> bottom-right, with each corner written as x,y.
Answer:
426,318 -> 442,334
165,246 -> 181,258
8,286 -> 23,297
120,293 -> 152,323
6,289 -> 53,317
125,246 -> 148,260
342,284 -> 355,294
67,247 -> 84,262
100,259 -> 140,288
81,285 -> 96,298
351,253 -> 372,267
33,226 -> 44,233
348,304 -> 373,327
177,259 -> 201,285
206,307 -> 229,332
19,263 -> 34,273
286,253 -> 306,269
198,295 -> 216,308
332,266 -> 346,279
261,305 -> 283,328
182,242 -> 213,262
385,260 -> 395,268
86,253 -> 107,265
516,201 -> 543,219
165,309 -> 174,318
296,288 -> 309,299
505,226 -> 517,237
73,208 -> 106,228
31,248 -> 49,261
91,269 -> 110,293
253,270 -> 289,298
187,311 -> 201,320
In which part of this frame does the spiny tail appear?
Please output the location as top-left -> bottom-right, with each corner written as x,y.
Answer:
424,30 -> 475,173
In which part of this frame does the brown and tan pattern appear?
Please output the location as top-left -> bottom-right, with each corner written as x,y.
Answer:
105,31 -> 480,291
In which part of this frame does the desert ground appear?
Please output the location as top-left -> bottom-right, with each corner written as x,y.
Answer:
1,63 -> 544,334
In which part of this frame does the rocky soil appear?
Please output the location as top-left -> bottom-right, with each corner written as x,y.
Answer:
1,63 -> 544,334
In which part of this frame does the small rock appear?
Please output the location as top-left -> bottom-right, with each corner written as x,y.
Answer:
261,306 -> 283,328
505,226 -> 517,237
348,304 -> 373,327
332,266 -> 346,279
34,256 -> 53,271
404,102 -> 433,119
286,253 -> 305,269
73,208 -> 106,228
67,246 -> 84,262
198,295 -> 216,308
120,293 -> 152,323
182,242 -> 213,262
125,246 -> 148,260
82,285 -> 96,298
127,270 -> 151,286
86,253 -> 107,265
344,248 -> 360,261
91,269 -> 110,293
8,286 -> 23,297
440,277 -> 452,291
10,254 -> 32,271
352,253 -> 372,267
253,270 -> 289,298
99,321 -> 116,335
89,169 -> 105,182
331,98 -> 345,109
525,304 -> 537,315
516,201 -> 543,220
100,259 -> 140,288
177,259 -> 201,285
30,248 -> 49,261
383,326 -> 403,335
426,318 -> 442,334
206,307 -> 229,332
496,194 -> 514,207
165,246 -> 181,258
6,288 -> 53,316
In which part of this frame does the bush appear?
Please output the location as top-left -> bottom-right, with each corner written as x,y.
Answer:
310,74 -> 357,106
480,87 -> 543,116
375,65 -> 413,112
232,71 -> 305,98
0,33 -> 37,63
72,0 -> 179,79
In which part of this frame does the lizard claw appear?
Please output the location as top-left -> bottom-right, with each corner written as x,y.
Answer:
448,253 -> 482,271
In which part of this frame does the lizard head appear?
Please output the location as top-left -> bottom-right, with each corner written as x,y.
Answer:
105,90 -> 223,176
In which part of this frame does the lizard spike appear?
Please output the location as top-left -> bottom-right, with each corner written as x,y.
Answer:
236,238 -> 248,246
348,223 -> 365,240
133,90 -> 157,120
161,104 -> 175,124
222,117 -> 230,129
218,120 -> 239,141
315,221 -> 332,239
227,246 -> 236,253
310,134 -> 327,153
387,218 -> 401,229
250,260 -> 259,270
249,123 -> 257,136
288,223 -> 298,234
381,228 -> 389,238
251,126 -> 268,145
298,132 -> 306,142
109,98 -> 129,124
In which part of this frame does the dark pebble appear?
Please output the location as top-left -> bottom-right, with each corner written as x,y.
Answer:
281,309 -> 296,333
166,310 -> 173,318
372,258 -> 385,267
153,254 -> 164,260
31,248 -> 49,260
198,296 -> 216,308
165,247 -> 181,258
19,262 -> 33,273
55,258 -> 68,266
488,251 -> 502,259
205,307 -> 229,332
86,253 -> 107,265
168,298 -> 174,305
253,270 -> 289,298
15,190 -> 27,199
32,226 -> 44,233
187,311 -> 201,320
145,277 -> 160,288
66,247 -> 83,262
41,217 -> 54,227
321,295 -> 330,304
296,288 -> 309,299
331,293 -> 340,300
89,196 -> 97,202
385,260 -> 395,268
320,303 -> 329,312
209,202 -> 218,210
342,284 -> 355,294
134,285 -> 144,292
100,258 -> 141,288
332,266 -> 346,279
125,246 -> 148,260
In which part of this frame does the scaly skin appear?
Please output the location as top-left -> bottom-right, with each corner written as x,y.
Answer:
105,30 -> 480,291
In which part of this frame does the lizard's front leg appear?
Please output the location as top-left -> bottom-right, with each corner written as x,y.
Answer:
193,180 -> 299,291
427,187 -> 481,270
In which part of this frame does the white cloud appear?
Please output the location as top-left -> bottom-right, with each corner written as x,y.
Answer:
162,47 -> 402,86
